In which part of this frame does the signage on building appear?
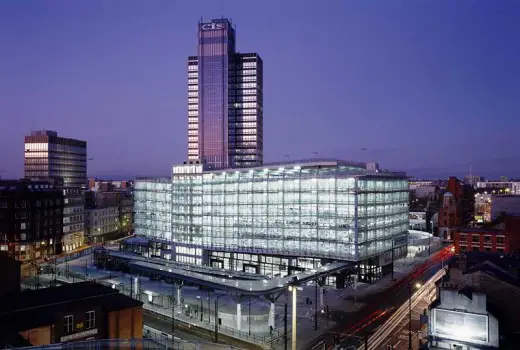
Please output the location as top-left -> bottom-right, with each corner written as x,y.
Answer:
431,309 -> 488,343
60,328 -> 98,342
201,22 -> 225,31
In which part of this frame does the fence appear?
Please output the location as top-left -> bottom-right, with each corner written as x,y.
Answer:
11,338 -> 241,350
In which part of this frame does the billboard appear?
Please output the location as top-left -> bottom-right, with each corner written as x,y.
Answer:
431,309 -> 489,343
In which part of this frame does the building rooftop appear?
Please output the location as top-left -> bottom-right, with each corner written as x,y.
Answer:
0,179 -> 59,193
0,282 -> 142,334
174,158 -> 406,177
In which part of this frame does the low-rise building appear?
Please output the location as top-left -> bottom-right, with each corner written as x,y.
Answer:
454,215 -> 520,255
476,180 -> 520,194
428,288 -> 499,349
427,253 -> 520,348
0,281 -> 143,347
410,211 -> 427,230
454,228 -> 508,254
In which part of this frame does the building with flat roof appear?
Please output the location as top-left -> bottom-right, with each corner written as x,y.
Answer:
0,281 -> 143,347
24,130 -> 87,188
188,18 -> 263,169
24,130 -> 87,254
133,159 -> 409,283
0,179 -> 63,262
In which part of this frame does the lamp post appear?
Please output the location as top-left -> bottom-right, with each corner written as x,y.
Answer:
288,285 -> 302,350
429,220 -> 434,255
248,299 -> 252,335
214,295 -> 223,343
171,283 -> 175,349
197,296 -> 203,322
314,279 -> 318,331
284,294 -> 288,350
408,282 -> 421,350
208,292 -> 211,323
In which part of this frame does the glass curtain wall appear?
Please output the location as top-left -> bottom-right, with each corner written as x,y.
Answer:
356,178 -> 409,259
134,180 -> 172,241
170,165 -> 408,261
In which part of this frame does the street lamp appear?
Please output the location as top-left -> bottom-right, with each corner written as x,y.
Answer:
429,220 -> 434,255
197,295 -> 203,322
288,285 -> 302,350
409,282 -> 422,350
214,295 -> 224,343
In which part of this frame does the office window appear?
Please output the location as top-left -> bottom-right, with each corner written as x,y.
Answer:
472,235 -> 480,243
64,315 -> 74,333
497,236 -> 505,244
85,311 -> 95,329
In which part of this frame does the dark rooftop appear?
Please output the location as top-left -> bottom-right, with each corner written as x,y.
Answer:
0,282 -> 142,333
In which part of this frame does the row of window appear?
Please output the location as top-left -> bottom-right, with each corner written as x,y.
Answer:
231,102 -> 257,108
459,233 -> 505,244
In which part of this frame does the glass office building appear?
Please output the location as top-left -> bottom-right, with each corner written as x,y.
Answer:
24,130 -> 87,253
134,160 -> 409,283
188,19 -> 263,169
24,130 -> 87,188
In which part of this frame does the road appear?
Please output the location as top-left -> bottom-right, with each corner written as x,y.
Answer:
379,288 -> 433,350
304,246 -> 454,350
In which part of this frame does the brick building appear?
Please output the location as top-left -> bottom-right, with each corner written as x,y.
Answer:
454,215 -> 520,254
0,282 -> 143,347
438,177 -> 475,241
454,228 -> 507,254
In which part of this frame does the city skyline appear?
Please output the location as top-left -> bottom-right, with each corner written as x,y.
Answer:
1,1 -> 520,179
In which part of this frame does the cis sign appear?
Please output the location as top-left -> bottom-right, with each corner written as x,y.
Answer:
201,22 -> 225,31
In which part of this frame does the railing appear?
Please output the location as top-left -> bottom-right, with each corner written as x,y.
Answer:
12,338 -> 167,349
11,338 -> 241,350
143,303 -> 280,346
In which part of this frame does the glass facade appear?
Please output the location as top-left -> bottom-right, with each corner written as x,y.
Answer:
24,131 -> 87,188
134,160 -> 409,262
188,19 -> 263,169
134,179 -> 172,241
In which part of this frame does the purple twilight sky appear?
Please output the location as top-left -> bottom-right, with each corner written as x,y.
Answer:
1,0 -> 519,180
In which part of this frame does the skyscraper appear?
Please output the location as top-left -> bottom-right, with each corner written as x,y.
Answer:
188,18 -> 263,169
24,130 -> 87,252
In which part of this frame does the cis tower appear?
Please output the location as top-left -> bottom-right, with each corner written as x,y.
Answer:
188,18 -> 263,169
